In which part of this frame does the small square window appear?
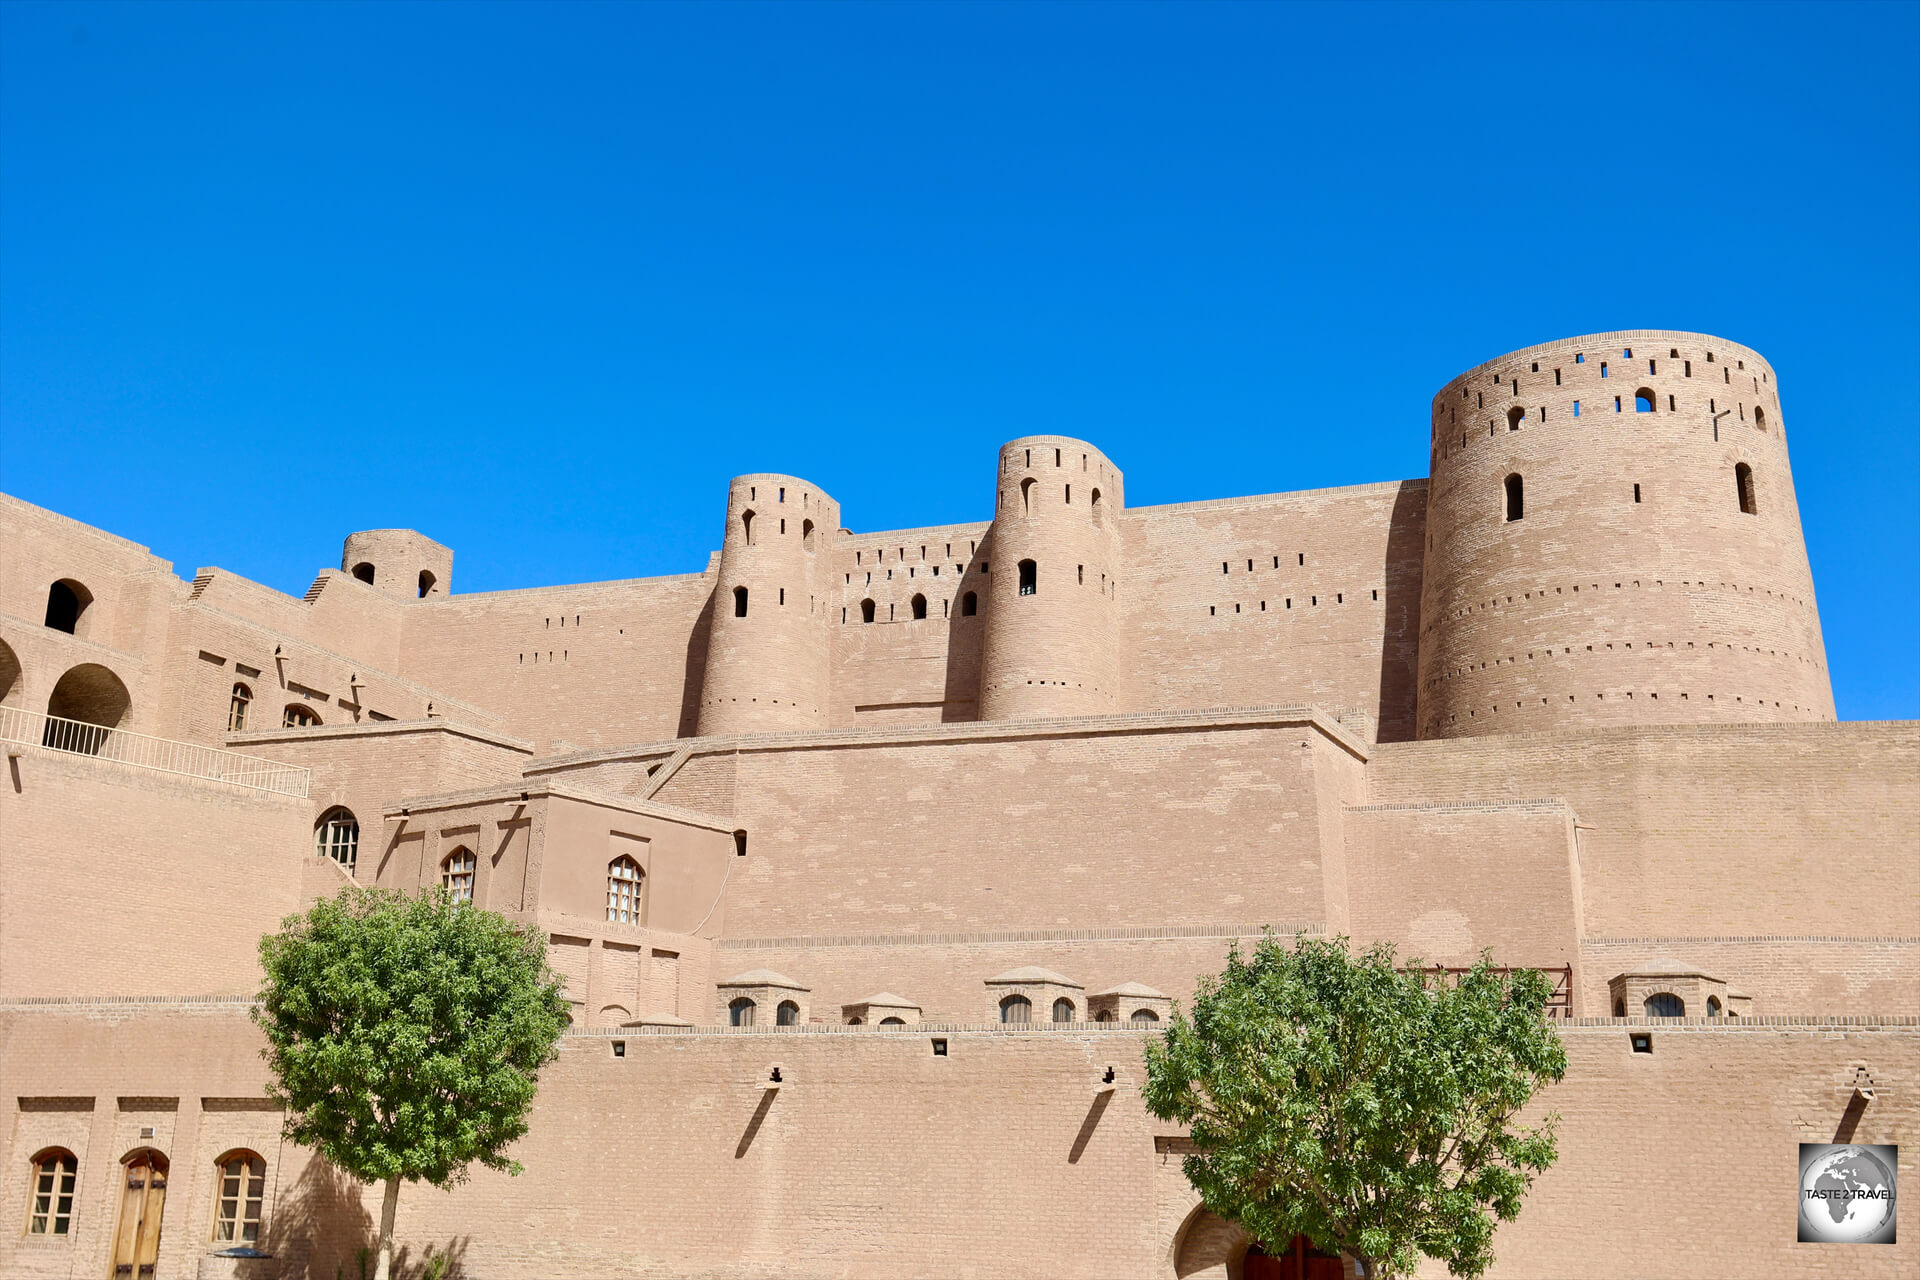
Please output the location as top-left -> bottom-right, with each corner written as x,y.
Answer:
612,1040 -> 626,1058
1630,1033 -> 1653,1054
931,1038 -> 949,1057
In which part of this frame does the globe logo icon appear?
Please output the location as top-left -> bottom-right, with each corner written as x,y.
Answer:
1798,1144 -> 1897,1244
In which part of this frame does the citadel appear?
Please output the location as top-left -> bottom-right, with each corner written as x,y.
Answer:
0,329 -> 1912,1278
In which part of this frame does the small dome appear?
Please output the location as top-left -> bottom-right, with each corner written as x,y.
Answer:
1091,981 -> 1169,999
1619,957 -> 1718,979
852,992 -> 918,1008
985,966 -> 1081,986
717,969 -> 807,989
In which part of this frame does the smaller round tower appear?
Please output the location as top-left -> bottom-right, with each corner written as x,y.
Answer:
341,529 -> 452,599
695,474 -> 840,735
978,437 -> 1126,721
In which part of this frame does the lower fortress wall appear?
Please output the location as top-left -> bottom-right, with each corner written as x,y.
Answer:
2,1005 -> 1912,1280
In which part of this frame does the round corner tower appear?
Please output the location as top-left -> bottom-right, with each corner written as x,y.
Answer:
341,529 -> 453,599
695,474 -> 840,735
978,436 -> 1126,721
1417,329 -> 1834,739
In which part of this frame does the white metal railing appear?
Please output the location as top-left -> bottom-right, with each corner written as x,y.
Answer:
0,705 -> 310,798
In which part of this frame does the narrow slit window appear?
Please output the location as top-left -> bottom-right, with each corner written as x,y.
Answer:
1504,473 -> 1524,522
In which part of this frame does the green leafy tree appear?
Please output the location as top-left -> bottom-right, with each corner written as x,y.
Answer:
255,888 -> 569,1280
1143,934 -> 1567,1280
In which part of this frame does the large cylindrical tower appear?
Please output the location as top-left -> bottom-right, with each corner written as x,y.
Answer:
695,474 -> 840,735
978,436 -> 1126,721
1417,330 -> 1833,739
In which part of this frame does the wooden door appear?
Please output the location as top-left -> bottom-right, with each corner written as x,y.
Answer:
111,1152 -> 167,1279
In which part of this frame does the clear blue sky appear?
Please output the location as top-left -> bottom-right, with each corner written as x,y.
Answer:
2,1 -> 1915,719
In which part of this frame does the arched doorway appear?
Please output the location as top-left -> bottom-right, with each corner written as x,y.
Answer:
43,663 -> 132,753
0,637 -> 22,708
111,1149 -> 169,1278
1245,1237 -> 1344,1280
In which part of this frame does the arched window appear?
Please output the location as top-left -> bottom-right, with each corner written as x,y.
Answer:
1020,477 -> 1036,515
741,510 -> 756,545
1506,405 -> 1525,432
1634,389 -> 1656,413
879,1015 -> 905,1026
1706,995 -> 1723,1017
961,591 -> 977,616
910,593 -> 927,620
1052,998 -> 1074,1023
1090,488 -> 1104,527
802,519 -> 816,551
776,1000 -> 800,1026
417,570 -> 436,598
1130,1008 -> 1160,1025
860,598 -> 876,624
1000,994 -> 1032,1024
1754,405 -> 1767,431
729,997 -> 756,1027
1018,559 -> 1037,596
351,563 -> 375,584
733,586 -> 749,618
44,663 -> 133,751
1095,1009 -> 1116,1023
1735,462 -> 1757,515
1504,473 -> 1524,523
441,847 -> 476,903
314,807 -> 359,873
227,683 -> 252,732
283,704 -> 321,728
606,856 -> 642,924
210,1150 -> 265,1243
1644,992 -> 1685,1018
26,1148 -> 78,1235
43,579 -> 91,635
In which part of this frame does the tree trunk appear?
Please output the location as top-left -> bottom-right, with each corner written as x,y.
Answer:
371,1175 -> 401,1280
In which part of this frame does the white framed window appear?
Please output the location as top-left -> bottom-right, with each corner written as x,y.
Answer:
27,1148 -> 78,1235
227,683 -> 251,732
607,856 -> 642,924
210,1150 -> 265,1243
441,848 -> 476,903
315,807 -> 359,873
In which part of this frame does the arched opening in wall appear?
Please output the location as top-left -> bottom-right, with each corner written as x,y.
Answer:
43,579 -> 92,635
1020,476 -> 1036,515
741,510 -> 756,545
1506,405 -> 1525,432
1245,1238 -> 1343,1280
1018,559 -> 1037,596
776,1000 -> 800,1026
1000,994 -> 1031,1024
1504,474 -> 1524,522
0,638 -> 22,709
846,1015 -> 864,1025
1707,995 -> 1723,1017
1754,405 -> 1767,431
879,1016 -> 905,1026
1090,488 -> 1104,527
733,829 -> 748,858
729,997 -> 756,1027
441,847 -> 477,902
228,682 -> 252,732
961,591 -> 978,616
283,704 -> 322,728
210,1149 -> 266,1244
110,1149 -> 169,1279
1052,998 -> 1075,1023
417,570 -> 436,598
1613,999 -> 1626,1017
733,586 -> 749,618
1644,992 -> 1685,1018
1735,463 -> 1758,515
26,1147 -> 78,1236
910,593 -> 927,620
351,563 -> 375,585
315,807 -> 359,873
802,519 -> 816,551
1095,1009 -> 1115,1023
606,855 -> 643,923
860,598 -> 876,624
1130,1008 -> 1160,1025
43,663 -> 132,752
1634,388 -> 1656,413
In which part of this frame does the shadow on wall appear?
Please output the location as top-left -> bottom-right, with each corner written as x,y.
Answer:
265,1156 -> 471,1280
1374,480 -> 1427,744
939,535 -> 991,723
676,590 -> 716,738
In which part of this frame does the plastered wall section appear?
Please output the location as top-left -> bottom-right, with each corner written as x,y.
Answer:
640,716 -> 1369,940
0,750 -> 310,996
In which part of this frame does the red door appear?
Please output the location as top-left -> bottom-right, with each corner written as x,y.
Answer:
1245,1236 -> 1345,1280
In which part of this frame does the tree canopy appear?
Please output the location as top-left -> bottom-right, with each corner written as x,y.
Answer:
255,887 -> 569,1279
1142,934 -> 1567,1280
